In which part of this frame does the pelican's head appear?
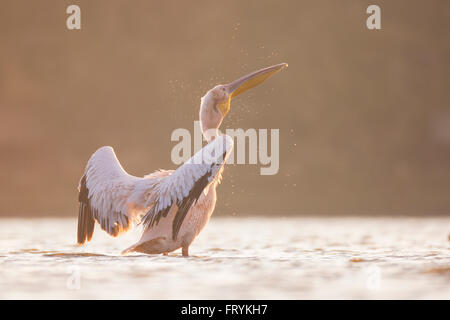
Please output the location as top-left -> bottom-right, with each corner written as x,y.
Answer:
200,62 -> 288,141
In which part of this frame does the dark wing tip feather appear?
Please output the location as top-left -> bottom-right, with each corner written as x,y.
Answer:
77,175 -> 95,244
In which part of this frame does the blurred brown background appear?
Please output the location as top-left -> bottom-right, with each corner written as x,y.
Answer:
1,1 -> 449,217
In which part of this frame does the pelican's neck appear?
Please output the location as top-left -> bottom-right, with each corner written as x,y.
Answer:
199,93 -> 224,143
201,126 -> 220,143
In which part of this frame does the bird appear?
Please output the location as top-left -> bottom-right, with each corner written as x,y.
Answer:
76,62 -> 288,256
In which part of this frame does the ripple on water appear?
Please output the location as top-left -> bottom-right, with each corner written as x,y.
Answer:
42,252 -> 108,258
0,217 -> 449,299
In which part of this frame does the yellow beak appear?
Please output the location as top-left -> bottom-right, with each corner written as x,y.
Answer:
218,62 -> 288,116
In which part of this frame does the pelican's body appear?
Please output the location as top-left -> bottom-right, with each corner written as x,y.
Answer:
125,178 -> 219,256
77,63 -> 287,256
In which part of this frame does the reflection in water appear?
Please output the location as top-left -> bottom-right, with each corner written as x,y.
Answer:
0,217 -> 448,299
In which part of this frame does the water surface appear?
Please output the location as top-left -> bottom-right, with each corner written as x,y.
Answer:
0,217 -> 448,299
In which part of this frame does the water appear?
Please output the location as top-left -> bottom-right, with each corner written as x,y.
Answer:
0,217 -> 448,299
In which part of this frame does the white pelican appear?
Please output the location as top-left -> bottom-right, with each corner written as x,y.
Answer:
77,63 -> 288,256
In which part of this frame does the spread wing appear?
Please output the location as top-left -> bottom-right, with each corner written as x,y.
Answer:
77,146 -> 159,244
77,135 -> 233,244
141,135 -> 234,240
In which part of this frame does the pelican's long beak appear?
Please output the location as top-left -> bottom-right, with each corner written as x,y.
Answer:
218,63 -> 288,116
227,62 -> 288,98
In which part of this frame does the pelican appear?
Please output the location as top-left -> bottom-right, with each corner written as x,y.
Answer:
77,62 -> 288,256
